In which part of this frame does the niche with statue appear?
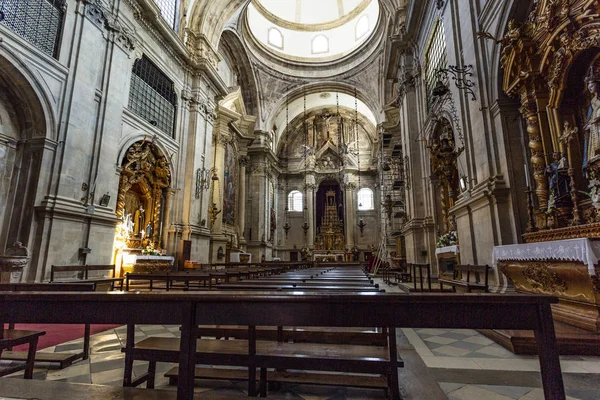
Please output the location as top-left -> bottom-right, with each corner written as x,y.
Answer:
116,139 -> 171,250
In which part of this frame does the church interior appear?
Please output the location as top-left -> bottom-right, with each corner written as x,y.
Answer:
1,0 -> 600,399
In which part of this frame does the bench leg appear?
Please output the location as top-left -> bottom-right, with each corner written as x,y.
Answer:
387,328 -> 401,400
147,361 -> 156,389
259,367 -> 267,397
122,324 -> 135,387
83,324 -> 91,360
24,336 -> 39,379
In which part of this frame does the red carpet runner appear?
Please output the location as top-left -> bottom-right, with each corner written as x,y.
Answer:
10,324 -> 121,351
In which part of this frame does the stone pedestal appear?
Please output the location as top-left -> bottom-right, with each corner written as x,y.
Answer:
0,242 -> 30,283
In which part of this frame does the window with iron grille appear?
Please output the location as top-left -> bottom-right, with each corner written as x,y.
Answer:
129,56 -> 177,137
153,0 -> 178,31
0,0 -> 64,58
424,20 -> 447,108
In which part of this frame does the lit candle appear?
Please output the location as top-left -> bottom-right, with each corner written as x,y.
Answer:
524,163 -> 531,188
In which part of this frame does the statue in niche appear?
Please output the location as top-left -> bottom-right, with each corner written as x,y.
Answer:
545,152 -> 570,212
134,205 -> 145,237
583,68 -> 600,169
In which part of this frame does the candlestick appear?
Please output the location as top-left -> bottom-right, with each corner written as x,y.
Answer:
524,163 -> 531,188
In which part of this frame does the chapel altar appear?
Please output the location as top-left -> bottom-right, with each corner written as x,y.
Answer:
492,14 -> 600,353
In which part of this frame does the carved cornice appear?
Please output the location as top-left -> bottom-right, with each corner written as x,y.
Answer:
523,222 -> 600,243
80,0 -> 136,52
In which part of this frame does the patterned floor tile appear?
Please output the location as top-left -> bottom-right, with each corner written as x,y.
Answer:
416,329 -> 449,336
432,345 -> 474,357
423,335 -> 459,345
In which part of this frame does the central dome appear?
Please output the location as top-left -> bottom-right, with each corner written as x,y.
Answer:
253,0 -> 371,28
246,0 -> 380,62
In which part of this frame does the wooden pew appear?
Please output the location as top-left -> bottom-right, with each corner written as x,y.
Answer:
439,264 -> 491,293
0,282 -> 97,370
0,291 -> 566,400
50,264 -> 123,290
0,326 -> 44,379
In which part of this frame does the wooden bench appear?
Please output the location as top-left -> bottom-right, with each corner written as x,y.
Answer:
125,325 -> 401,397
50,264 -> 123,290
439,264 -> 491,293
0,326 -> 44,379
0,291 -> 566,400
410,263 -> 432,292
0,283 -> 97,369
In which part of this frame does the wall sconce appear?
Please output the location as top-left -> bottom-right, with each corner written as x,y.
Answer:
99,192 -> 111,206
433,65 -> 476,101
209,202 -> 221,227
283,221 -> 291,238
357,218 -> 366,237
216,246 -> 224,260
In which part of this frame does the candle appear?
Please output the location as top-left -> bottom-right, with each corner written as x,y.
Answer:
524,163 -> 531,188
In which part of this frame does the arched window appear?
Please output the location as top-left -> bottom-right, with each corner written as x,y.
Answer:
268,27 -> 283,49
357,188 -> 374,210
287,190 -> 303,212
355,15 -> 369,40
311,35 -> 329,54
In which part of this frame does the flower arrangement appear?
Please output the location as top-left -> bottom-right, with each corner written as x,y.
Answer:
580,178 -> 600,211
141,245 -> 161,256
436,231 -> 457,248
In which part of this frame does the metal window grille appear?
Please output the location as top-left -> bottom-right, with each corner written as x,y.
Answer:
153,0 -> 178,31
424,20 -> 447,108
0,0 -> 64,58
129,56 -> 177,137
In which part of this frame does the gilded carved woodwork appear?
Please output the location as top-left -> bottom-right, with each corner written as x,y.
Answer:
523,263 -> 568,293
427,118 -> 461,233
116,140 -> 171,249
502,0 -> 600,239
498,259 -> 600,332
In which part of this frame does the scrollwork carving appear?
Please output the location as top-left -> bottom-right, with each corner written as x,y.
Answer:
523,263 -> 567,293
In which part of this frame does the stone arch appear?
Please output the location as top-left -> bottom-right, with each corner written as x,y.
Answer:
0,52 -> 56,253
219,29 -> 260,121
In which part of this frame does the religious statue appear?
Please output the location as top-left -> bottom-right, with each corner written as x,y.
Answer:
134,205 -> 145,237
545,152 -> 570,212
145,222 -> 153,239
583,69 -> 600,169
351,245 -> 360,261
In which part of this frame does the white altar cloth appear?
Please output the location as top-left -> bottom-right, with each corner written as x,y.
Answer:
492,238 -> 600,275
435,245 -> 459,256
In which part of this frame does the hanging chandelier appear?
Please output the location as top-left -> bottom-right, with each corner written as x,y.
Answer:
283,95 -> 291,238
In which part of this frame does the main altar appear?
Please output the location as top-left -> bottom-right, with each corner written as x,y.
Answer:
491,1 -> 600,354
313,189 -> 346,262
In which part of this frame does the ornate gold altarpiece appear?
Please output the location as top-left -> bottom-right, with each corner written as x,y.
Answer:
114,139 -> 172,274
499,0 -> 600,342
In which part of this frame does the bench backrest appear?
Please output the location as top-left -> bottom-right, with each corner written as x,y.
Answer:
409,263 -> 432,292
50,265 -> 86,281
85,264 -> 116,279
453,264 -> 490,286
50,265 -> 116,281
0,283 -> 97,292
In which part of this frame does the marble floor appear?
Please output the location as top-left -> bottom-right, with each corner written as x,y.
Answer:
1,279 -> 599,399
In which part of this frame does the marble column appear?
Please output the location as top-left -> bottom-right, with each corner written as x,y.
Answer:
211,136 -> 226,235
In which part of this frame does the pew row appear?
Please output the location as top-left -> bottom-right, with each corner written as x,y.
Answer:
0,291 -> 565,400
